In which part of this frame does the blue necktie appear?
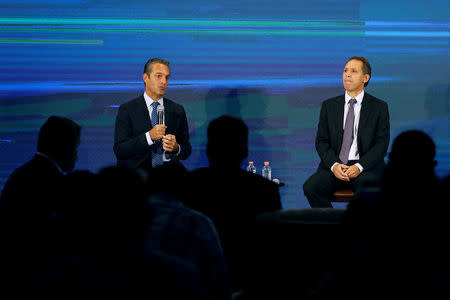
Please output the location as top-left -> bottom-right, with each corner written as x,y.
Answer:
151,101 -> 163,167
339,98 -> 357,164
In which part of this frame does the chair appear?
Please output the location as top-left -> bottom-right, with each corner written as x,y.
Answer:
332,189 -> 354,202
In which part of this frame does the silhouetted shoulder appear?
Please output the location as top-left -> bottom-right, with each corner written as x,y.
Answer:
0,154 -> 62,206
187,167 -> 281,215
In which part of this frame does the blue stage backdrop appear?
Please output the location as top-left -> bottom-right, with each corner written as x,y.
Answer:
0,1 -> 448,208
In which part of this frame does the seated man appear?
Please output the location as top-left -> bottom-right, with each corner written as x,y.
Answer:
303,56 -> 390,208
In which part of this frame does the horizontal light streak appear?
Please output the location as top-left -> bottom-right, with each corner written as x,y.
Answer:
366,48 -> 448,54
1,18 -> 446,30
0,27 -> 364,36
365,21 -> 449,28
0,17 -> 364,27
366,31 -> 449,37
0,38 -> 103,44
7,28 -> 446,38
0,77 -> 393,93
1,18 -> 446,38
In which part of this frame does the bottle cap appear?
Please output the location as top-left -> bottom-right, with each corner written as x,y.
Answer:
264,161 -> 270,165
249,161 -> 254,164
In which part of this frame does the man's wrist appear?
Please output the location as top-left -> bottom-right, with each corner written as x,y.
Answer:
355,163 -> 363,173
331,162 -> 338,172
145,132 -> 154,145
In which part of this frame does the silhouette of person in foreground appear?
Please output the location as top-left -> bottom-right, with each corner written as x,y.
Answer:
145,162 -> 232,300
186,115 -> 281,292
40,166 -> 216,300
313,130 -> 448,298
0,116 -> 81,297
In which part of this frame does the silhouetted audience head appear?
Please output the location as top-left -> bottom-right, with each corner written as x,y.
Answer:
37,116 -> 81,172
382,130 -> 438,215
388,130 -> 436,174
206,115 -> 248,168
383,130 -> 437,189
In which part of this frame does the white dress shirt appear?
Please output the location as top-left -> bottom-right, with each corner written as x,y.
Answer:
144,92 -> 164,146
143,92 -> 181,156
344,90 -> 363,162
331,90 -> 364,173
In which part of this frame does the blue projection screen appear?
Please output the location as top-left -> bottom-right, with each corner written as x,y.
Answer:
0,1 -> 449,208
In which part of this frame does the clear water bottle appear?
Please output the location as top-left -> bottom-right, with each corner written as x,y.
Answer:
246,161 -> 256,174
262,161 -> 272,180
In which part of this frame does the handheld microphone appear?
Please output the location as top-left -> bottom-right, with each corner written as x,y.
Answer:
157,105 -> 165,125
157,105 -> 169,162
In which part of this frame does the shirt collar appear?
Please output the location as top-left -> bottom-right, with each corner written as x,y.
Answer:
36,152 -> 64,174
345,90 -> 364,104
143,92 -> 164,108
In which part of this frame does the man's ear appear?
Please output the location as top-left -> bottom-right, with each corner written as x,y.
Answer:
363,74 -> 370,84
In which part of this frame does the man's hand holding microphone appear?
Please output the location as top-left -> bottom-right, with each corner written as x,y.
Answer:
149,105 -> 179,152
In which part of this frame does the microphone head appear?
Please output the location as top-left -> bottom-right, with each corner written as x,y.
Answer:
157,105 -> 165,125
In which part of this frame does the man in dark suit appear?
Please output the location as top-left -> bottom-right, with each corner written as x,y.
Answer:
186,115 -> 281,292
113,58 -> 191,171
303,56 -> 390,208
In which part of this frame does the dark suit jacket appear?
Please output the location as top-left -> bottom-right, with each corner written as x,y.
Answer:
113,95 -> 191,169
316,92 -> 390,172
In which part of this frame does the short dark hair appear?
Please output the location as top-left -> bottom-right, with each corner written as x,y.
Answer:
389,130 -> 436,166
206,115 -> 248,166
144,58 -> 170,75
347,56 -> 371,87
37,116 -> 81,171
37,116 -> 81,155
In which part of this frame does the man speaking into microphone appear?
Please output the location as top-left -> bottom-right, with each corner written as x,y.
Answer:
114,58 -> 191,171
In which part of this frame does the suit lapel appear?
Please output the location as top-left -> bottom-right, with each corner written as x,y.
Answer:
357,92 -> 371,151
163,98 -> 174,130
136,95 -> 152,130
358,93 -> 371,132
334,95 -> 345,146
